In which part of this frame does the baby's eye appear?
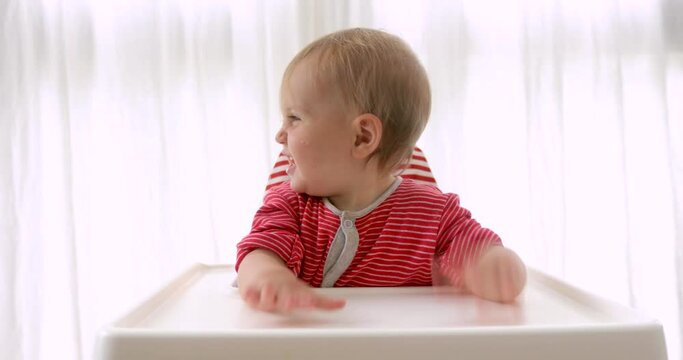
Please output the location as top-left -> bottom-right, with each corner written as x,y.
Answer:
287,115 -> 301,122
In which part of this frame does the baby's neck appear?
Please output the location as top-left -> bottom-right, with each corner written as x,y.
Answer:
327,173 -> 397,212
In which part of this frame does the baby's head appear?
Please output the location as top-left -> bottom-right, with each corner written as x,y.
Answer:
281,28 -> 431,174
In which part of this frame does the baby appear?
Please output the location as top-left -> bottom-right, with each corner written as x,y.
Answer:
236,28 -> 527,313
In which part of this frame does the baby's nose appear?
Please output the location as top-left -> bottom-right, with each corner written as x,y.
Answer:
275,127 -> 287,144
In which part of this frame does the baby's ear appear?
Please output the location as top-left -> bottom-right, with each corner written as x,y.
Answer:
351,113 -> 382,159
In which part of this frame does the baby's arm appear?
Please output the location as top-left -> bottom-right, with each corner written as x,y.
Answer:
236,189 -> 346,313
436,194 -> 527,303
461,246 -> 526,303
238,249 -> 346,313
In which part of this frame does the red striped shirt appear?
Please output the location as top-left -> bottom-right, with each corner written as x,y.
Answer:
237,178 -> 502,287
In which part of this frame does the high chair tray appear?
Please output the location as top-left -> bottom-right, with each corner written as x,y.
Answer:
95,263 -> 666,360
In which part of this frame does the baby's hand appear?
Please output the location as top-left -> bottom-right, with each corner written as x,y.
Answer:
463,246 -> 527,303
238,249 -> 346,313
239,268 -> 346,313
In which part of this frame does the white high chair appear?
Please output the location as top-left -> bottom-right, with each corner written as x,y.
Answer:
95,147 -> 667,360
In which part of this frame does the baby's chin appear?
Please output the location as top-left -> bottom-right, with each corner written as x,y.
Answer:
288,179 -> 310,194
289,179 -> 329,197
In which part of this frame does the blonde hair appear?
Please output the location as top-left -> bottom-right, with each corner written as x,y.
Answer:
282,28 -> 431,173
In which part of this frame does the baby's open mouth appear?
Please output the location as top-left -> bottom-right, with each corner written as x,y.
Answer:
286,155 -> 296,176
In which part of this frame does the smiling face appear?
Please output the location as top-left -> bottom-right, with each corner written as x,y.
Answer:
276,56 -> 359,197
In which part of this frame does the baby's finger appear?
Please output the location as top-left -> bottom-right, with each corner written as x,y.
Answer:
500,267 -> 515,302
313,294 -> 346,310
294,293 -> 315,309
275,289 -> 300,313
277,289 -> 319,312
503,261 -> 526,302
259,283 -> 278,312
243,288 -> 261,308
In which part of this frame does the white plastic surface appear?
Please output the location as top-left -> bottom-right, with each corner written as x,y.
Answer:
95,264 -> 667,360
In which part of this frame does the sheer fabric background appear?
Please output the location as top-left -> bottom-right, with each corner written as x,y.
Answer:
1,0 -> 682,359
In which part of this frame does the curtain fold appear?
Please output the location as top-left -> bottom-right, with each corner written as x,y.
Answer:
1,0 -> 681,359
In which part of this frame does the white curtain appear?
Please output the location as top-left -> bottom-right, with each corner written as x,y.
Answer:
1,0 -> 681,359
